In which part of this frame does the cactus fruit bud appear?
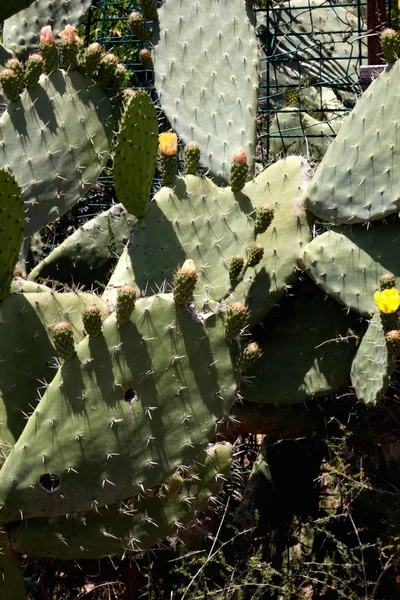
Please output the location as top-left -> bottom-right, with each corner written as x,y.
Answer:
78,42 -> 103,77
159,132 -> 178,185
139,48 -> 154,70
254,204 -> 275,234
386,330 -> 400,353
173,259 -> 198,305
96,53 -> 120,90
139,0 -> 159,21
59,25 -> 82,72
0,69 -> 22,102
40,25 -> 55,45
184,142 -> 201,175
39,26 -> 58,74
380,273 -> 396,291
116,285 -> 137,325
225,302 -> 249,338
230,148 -> 248,192
0,69 -> 21,101
380,28 -> 400,64
5,58 -> 25,93
25,54 -> 44,87
82,305 -> 102,338
51,321 -> 75,361
236,341 -> 262,372
228,256 -> 244,280
129,12 -> 152,42
246,243 -> 264,267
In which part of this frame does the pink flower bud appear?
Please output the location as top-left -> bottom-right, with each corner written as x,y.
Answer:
88,42 -> 101,53
40,26 -> 55,45
104,53 -> 118,64
58,25 -> 78,43
0,69 -> 16,78
232,148 -> 248,165
28,53 -> 44,62
5,58 -> 21,68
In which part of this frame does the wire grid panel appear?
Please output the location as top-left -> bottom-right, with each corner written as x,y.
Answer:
258,0 -> 368,161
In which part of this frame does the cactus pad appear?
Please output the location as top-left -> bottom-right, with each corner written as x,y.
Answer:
28,205 -> 135,289
0,292 -> 106,467
0,70 -> 113,236
3,0 -> 92,55
299,218 -> 400,316
304,61 -> 400,224
154,0 -> 259,181
105,157 -> 312,326
0,293 -> 237,521
114,91 -> 158,217
8,442 -> 232,558
0,169 -> 24,301
350,312 -> 395,406
243,288 -> 360,404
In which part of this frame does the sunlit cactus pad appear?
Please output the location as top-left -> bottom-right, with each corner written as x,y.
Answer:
3,0 -> 92,54
0,293 -> 237,522
304,61 -> 400,223
8,442 -> 232,558
0,70 -> 113,236
105,157 -> 312,325
154,0 -> 259,181
299,217 -> 400,316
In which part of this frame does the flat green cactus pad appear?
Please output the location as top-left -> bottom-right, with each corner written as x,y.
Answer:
114,91 -> 158,217
243,288 -> 361,404
299,217 -> 400,316
0,169 -> 24,301
3,0 -> 92,54
0,294 -> 237,522
105,157 -> 312,326
8,442 -> 232,558
0,71 -> 113,236
10,279 -> 50,293
304,61 -> 400,223
154,0 -> 259,181
350,313 -> 395,406
28,205 -> 136,289
0,292 -> 106,467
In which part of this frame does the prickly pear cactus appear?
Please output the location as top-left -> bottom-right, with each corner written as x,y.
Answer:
0,293 -> 237,522
304,61 -> 400,223
154,0 -> 260,181
104,156 -> 312,326
113,91 -> 158,217
0,70 -> 114,235
3,0 -> 93,54
350,312 -> 395,406
243,288 -> 361,404
28,205 -> 135,288
8,442 -> 232,557
0,292 -> 106,467
298,217 -> 400,316
0,170 -> 24,301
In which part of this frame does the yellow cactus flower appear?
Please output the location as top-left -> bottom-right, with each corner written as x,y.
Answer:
159,132 -> 178,156
374,288 -> 400,314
